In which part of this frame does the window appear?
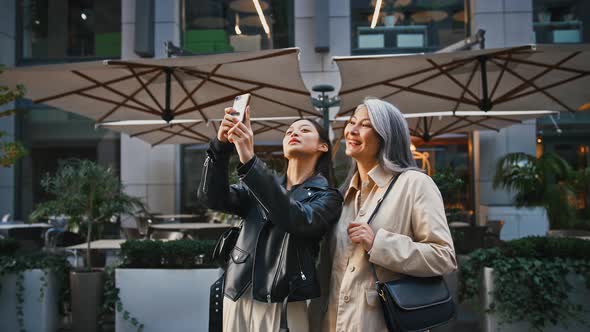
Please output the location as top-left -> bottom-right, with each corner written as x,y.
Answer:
350,0 -> 468,55
15,101 -> 120,219
533,0 -> 590,44
18,0 -> 121,61
182,0 -> 294,53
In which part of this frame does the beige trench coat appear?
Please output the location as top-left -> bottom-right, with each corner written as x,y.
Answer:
309,166 -> 457,332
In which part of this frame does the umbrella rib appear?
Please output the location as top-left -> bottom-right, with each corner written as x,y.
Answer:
388,62 -> 469,98
489,59 -> 577,112
338,61 -> 469,116
177,123 -> 211,141
153,128 -> 208,146
493,51 -> 582,103
131,124 -> 176,138
426,59 -> 479,102
170,71 -> 210,122
340,61 -> 464,96
502,72 -> 588,103
452,61 -> 479,113
494,53 -> 588,75
187,73 -> 319,117
455,116 -> 501,132
253,93 -> 318,117
337,46 -> 534,96
427,116 -> 435,133
174,64 -> 222,113
413,117 -> 423,136
489,53 -> 512,100
97,70 -> 165,123
430,117 -> 467,137
76,91 -> 160,115
106,60 -> 168,69
182,68 -> 310,95
174,89 -> 264,117
72,70 -> 161,113
34,68 -> 160,105
384,82 -> 479,106
128,67 -> 165,113
229,48 -> 299,63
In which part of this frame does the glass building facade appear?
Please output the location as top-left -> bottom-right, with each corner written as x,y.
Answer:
350,0 -> 469,55
18,0 -> 122,62
182,0 -> 294,53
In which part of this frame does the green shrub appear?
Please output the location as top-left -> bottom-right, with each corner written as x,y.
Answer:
0,238 -> 20,256
460,236 -> 590,331
119,239 -> 216,269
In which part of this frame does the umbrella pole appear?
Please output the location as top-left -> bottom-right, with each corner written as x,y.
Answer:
311,84 -> 340,131
478,56 -> 492,111
163,68 -> 174,122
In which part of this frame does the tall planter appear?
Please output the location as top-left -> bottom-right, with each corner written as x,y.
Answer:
0,269 -> 60,332
70,270 -> 105,332
481,267 -> 590,332
115,268 -> 222,332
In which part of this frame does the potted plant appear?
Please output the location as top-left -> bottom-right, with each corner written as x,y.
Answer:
460,236 -> 590,332
30,158 -> 145,332
0,238 -> 70,332
431,167 -> 466,210
493,152 -> 590,237
105,239 -> 219,332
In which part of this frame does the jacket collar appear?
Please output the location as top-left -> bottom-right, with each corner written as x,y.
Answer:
344,164 -> 394,200
282,173 -> 329,191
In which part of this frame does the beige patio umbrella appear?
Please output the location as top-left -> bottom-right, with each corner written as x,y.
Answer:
1,48 -> 317,129
332,110 -> 559,141
96,116 -> 322,146
334,44 -> 590,117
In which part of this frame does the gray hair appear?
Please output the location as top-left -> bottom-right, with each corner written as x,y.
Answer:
340,97 -> 423,192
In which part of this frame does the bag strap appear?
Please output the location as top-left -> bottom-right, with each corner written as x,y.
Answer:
366,172 -> 403,284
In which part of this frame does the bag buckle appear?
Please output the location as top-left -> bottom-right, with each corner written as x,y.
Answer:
379,289 -> 386,301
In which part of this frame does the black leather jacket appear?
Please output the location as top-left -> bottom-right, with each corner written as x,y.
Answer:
198,139 -> 343,303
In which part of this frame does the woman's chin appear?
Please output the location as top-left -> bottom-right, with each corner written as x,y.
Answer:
345,147 -> 362,159
284,146 -> 315,159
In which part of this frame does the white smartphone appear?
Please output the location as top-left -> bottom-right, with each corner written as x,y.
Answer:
231,93 -> 251,122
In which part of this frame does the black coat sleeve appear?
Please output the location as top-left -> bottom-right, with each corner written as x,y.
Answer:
197,139 -> 251,218
239,157 -> 343,239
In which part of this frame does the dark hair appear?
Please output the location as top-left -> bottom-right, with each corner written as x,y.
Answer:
289,119 -> 334,186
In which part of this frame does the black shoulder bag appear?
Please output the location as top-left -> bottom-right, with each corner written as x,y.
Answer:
367,173 -> 455,332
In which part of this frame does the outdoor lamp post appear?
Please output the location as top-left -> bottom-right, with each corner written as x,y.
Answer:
311,84 -> 340,130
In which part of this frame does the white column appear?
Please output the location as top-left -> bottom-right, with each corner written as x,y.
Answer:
296,0 -> 350,120
0,0 -> 17,216
120,0 -> 181,215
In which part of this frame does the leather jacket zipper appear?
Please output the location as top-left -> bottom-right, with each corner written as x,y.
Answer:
296,248 -> 307,281
248,187 -> 270,215
200,156 -> 211,194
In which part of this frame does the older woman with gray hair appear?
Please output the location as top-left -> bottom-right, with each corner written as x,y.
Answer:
310,98 -> 457,331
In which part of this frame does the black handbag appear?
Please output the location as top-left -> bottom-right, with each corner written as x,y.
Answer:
211,223 -> 241,266
367,173 -> 455,332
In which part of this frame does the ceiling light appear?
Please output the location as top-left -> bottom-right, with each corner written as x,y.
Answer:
252,0 -> 270,36
371,0 -> 383,29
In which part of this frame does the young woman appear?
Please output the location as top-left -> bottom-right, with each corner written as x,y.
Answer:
312,98 -> 457,331
200,106 -> 343,332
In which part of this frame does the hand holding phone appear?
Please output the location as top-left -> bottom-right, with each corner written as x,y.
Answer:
217,94 -> 251,143
231,93 -> 251,122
